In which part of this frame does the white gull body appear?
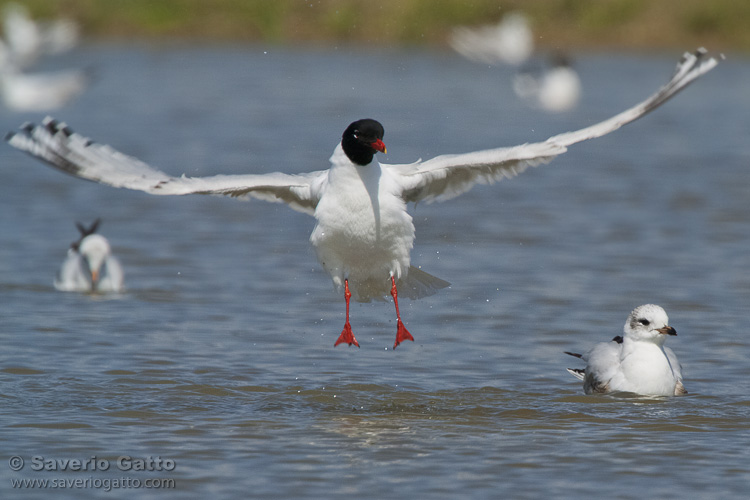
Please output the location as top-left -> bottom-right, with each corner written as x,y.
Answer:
6,49 -> 719,348
537,64 -> 581,112
2,3 -> 78,69
0,18 -> 87,112
566,304 -> 686,396
450,12 -> 534,66
514,58 -> 582,113
56,232 -> 124,293
0,63 -> 88,111
312,143 -> 421,302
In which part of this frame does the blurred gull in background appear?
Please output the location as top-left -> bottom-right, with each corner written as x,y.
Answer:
449,12 -> 534,66
513,53 -> 581,113
0,56 -> 89,111
55,219 -> 124,294
0,3 -> 87,112
450,12 -> 580,113
2,2 -> 78,69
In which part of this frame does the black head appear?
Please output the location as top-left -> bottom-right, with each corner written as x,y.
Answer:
341,119 -> 386,166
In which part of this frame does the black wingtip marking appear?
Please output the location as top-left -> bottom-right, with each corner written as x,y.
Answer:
564,351 -> 583,359
44,119 -> 59,133
4,131 -> 16,142
611,335 -> 623,344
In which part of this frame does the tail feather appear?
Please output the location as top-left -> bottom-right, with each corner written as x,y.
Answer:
397,266 -> 451,300
567,368 -> 585,381
565,350 -> 585,381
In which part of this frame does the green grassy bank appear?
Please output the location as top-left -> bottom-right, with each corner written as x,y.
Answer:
9,0 -> 750,52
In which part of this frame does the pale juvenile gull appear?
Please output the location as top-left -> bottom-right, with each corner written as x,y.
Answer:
566,304 -> 687,396
6,49 -> 719,349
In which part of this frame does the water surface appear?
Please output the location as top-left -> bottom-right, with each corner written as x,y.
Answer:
1,45 -> 748,499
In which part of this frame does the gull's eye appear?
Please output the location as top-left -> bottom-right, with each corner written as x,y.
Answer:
638,318 -> 650,326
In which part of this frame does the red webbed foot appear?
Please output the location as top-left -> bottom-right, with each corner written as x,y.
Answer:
393,320 -> 414,349
334,322 -> 359,348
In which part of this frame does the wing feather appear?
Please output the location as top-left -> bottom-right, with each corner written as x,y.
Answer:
6,118 -> 327,215
6,49 -> 719,213
664,346 -> 687,395
389,48 -> 720,205
582,341 -> 622,394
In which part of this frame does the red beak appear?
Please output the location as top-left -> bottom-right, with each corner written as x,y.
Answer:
371,139 -> 387,154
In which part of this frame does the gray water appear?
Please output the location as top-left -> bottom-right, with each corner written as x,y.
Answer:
1,44 -> 749,499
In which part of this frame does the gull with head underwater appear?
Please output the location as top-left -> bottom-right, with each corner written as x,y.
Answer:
566,304 -> 687,396
6,49 -> 719,349
55,219 -> 124,294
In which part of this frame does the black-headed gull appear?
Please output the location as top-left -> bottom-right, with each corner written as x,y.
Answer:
565,304 -> 687,396
6,49 -> 718,349
55,219 -> 124,293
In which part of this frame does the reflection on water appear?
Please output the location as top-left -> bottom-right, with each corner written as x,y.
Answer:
1,45 -> 749,498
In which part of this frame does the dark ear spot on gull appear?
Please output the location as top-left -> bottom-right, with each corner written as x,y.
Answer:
565,304 -> 685,396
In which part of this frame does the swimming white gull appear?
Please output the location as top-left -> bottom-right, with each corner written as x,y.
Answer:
513,53 -> 581,113
0,60 -> 89,111
565,304 -> 686,396
6,48 -> 719,348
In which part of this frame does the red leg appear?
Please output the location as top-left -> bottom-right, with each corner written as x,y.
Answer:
391,276 -> 414,349
334,279 -> 359,347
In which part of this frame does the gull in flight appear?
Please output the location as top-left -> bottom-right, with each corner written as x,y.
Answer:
0,4 -> 87,112
2,2 -> 78,69
6,49 -> 718,349
55,219 -> 124,293
565,304 -> 687,396
450,11 -> 534,66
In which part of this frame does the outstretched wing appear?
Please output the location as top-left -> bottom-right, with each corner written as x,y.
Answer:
389,48 -> 720,204
6,119 -> 328,215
